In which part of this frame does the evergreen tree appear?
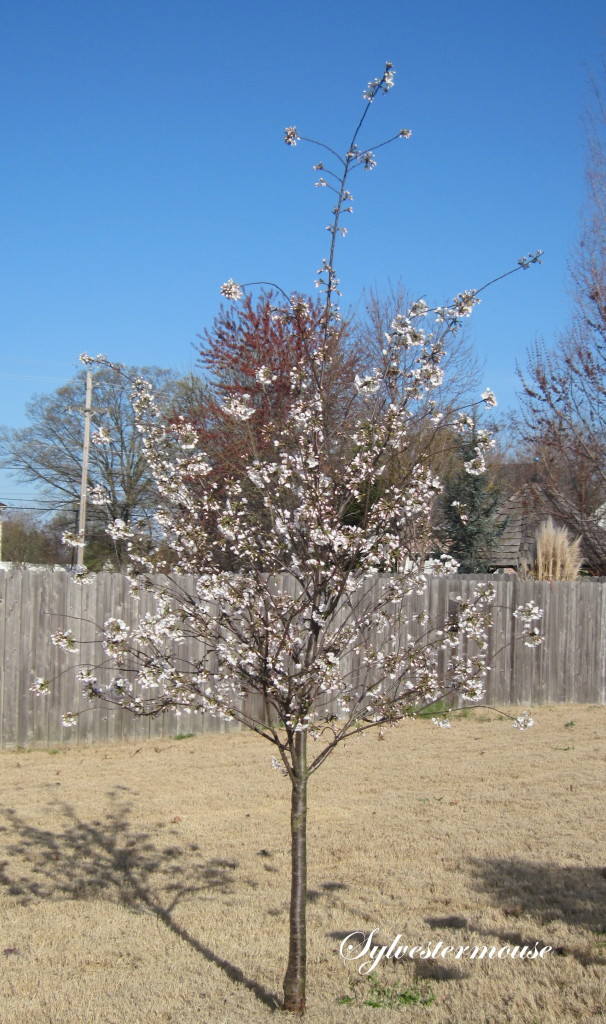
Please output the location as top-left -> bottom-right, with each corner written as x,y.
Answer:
441,428 -> 504,572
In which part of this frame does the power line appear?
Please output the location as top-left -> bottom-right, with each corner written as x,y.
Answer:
0,501 -> 74,511
0,506 -> 67,513
0,374 -> 71,383
3,358 -> 77,366
0,499 -> 162,514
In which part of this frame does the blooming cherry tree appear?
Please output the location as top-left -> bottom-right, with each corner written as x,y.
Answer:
35,64 -> 542,1015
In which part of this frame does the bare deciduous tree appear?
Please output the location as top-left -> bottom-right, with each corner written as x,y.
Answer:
0,510 -> 68,566
516,64 -> 606,569
0,364 -> 181,568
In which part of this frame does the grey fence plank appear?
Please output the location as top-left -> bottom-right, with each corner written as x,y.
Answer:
0,570 -> 6,748
575,582 -> 596,703
1,570 -> 19,748
599,584 -> 606,705
79,576 -> 100,745
43,571 -> 66,747
20,570 -> 44,746
9,571 -> 26,747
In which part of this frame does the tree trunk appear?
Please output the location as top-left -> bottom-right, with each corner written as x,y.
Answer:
283,730 -> 308,1014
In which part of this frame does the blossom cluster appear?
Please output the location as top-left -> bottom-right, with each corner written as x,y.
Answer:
363,61 -> 396,101
513,601 -> 544,647
481,387 -> 497,409
518,250 -> 543,269
220,279 -> 243,300
106,518 -> 133,541
513,712 -> 534,730
50,629 -> 79,652
62,530 -> 85,549
221,396 -> 255,421
30,676 -> 50,694
91,426 -> 111,447
283,126 -> 299,146
88,484 -> 111,506
435,291 -> 480,329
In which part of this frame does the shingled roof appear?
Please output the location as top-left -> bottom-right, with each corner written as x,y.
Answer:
491,484 -> 573,571
491,483 -> 606,573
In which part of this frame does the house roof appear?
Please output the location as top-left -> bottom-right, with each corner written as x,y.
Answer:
491,484 -> 571,570
492,483 -> 606,573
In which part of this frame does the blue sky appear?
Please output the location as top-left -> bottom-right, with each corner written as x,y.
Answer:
1,0 -> 604,510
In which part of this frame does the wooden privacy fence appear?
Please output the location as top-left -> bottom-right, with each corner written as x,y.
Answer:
0,567 -> 605,749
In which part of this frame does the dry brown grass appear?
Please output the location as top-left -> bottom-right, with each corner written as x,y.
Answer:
0,705 -> 605,1024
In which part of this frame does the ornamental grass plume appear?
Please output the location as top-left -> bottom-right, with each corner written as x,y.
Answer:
35,63 -> 543,1016
532,517 -> 584,580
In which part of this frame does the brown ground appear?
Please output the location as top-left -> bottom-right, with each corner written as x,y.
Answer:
0,704 -> 604,1024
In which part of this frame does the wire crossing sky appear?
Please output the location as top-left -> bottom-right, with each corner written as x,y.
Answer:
0,0 -> 604,507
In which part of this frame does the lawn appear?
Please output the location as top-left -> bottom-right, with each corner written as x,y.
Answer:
0,705 -> 604,1024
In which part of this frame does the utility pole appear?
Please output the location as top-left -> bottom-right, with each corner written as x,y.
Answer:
0,502 -> 6,563
77,370 -> 93,569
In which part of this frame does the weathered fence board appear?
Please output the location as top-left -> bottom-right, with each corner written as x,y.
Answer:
5,571 -> 23,748
0,567 -> 604,748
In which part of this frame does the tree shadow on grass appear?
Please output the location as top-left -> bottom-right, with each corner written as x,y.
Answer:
0,791 -> 280,1011
467,857 -> 606,933
423,858 -> 606,968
